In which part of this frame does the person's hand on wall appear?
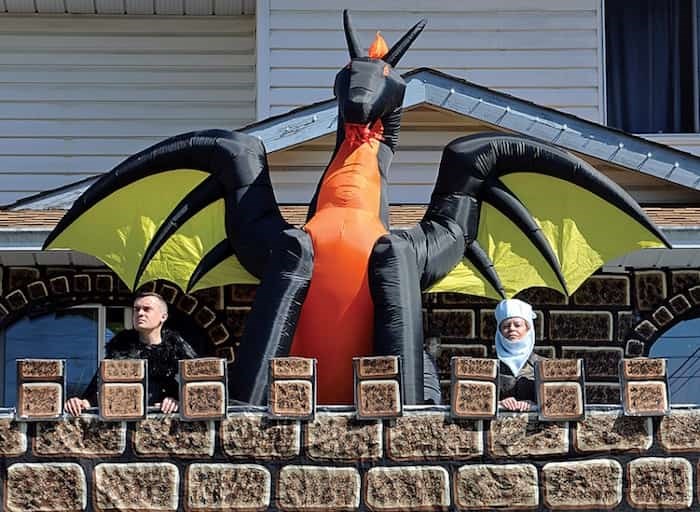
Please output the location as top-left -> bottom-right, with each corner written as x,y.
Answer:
64,397 -> 91,416
499,397 -> 532,412
158,397 -> 179,414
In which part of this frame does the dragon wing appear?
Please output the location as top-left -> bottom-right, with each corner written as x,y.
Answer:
44,129 -> 288,293
421,133 -> 670,299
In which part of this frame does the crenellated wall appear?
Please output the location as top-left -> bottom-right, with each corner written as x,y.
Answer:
1,265 -> 699,406
1,406 -> 700,510
1,264 -> 700,509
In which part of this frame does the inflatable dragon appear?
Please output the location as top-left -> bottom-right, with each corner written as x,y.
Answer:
45,11 -> 669,405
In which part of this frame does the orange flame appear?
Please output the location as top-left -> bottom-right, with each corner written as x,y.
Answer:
368,32 -> 388,59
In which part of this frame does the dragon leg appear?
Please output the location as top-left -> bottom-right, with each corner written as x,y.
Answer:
368,233 -> 425,405
229,228 -> 314,405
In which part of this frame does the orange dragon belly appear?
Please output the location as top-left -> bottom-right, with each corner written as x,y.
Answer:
290,130 -> 387,404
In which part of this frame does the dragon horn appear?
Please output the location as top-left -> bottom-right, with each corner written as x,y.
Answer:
343,10 -> 364,59
384,18 -> 427,66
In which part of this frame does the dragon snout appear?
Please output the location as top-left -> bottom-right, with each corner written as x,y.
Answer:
342,97 -> 376,124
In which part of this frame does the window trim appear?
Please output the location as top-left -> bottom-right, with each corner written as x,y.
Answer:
602,0 -> 700,135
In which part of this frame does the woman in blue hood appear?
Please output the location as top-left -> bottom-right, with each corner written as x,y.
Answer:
495,298 -> 541,412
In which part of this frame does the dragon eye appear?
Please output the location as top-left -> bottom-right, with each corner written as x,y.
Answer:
383,65 -> 390,76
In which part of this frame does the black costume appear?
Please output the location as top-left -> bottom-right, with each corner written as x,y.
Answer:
498,353 -> 542,403
83,328 -> 197,406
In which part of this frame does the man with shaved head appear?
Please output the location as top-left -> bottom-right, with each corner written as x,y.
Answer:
66,292 -> 197,416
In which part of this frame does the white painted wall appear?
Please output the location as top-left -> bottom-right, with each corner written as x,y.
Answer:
259,0 -> 604,122
0,15 -> 255,205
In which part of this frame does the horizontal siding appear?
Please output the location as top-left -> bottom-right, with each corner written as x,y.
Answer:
0,15 -> 255,205
264,0 -> 603,121
2,0 -> 255,15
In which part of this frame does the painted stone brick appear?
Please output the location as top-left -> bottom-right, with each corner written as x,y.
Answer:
515,286 -> 567,305
270,380 -> 314,418
387,412 -> 482,461
652,306 -> 673,327
574,410 -> 652,453
6,289 -> 28,311
549,311 -> 612,341
585,383 -> 621,405
489,413 -> 568,458
538,381 -> 584,421
543,459 -> 622,509
305,412 -> 382,461
228,284 -> 257,305
216,345 -> 235,362
48,276 -> 70,295
618,311 -> 636,342
225,306 -> 251,338
181,382 -> 226,418
627,457 -> 692,509
221,413 -> 300,459
625,339 -> 645,357
623,381 -> 668,415
357,380 -> 400,418
659,410 -> 700,452
365,466 -> 450,511
176,294 -> 198,315
6,463 -> 86,512
134,417 -> 214,457
8,267 -> 40,290
430,309 -> 475,337
454,464 -> 538,510
207,323 -> 230,346
158,283 -> 179,304
671,270 -> 700,295
634,320 -> 658,341
0,420 -> 26,457
561,347 -> 623,379
277,466 -> 360,511
35,416 -> 126,456
572,275 -> 630,306
186,463 -> 270,511
193,286 -> 223,310
669,294 -> 692,315
73,274 -> 91,293
95,274 -> 113,293
94,462 -> 179,511
688,284 -> 700,304
635,271 -> 667,312
435,344 -> 488,378
26,281 -> 48,300
194,306 -> 216,328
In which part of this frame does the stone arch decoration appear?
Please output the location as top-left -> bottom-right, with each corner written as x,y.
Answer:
0,269 -> 234,362
626,284 -> 700,357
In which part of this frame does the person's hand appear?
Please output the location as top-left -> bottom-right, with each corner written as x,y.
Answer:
499,397 -> 532,412
65,397 -> 91,416
158,397 -> 179,414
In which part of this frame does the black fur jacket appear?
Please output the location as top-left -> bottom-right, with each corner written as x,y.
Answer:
83,328 -> 198,406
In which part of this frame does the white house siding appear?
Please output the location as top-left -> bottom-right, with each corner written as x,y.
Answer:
261,0 -> 603,123
0,15 -> 255,205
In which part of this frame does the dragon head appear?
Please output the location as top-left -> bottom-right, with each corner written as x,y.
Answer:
334,10 -> 426,127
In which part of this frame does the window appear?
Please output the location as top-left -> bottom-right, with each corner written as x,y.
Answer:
0,305 -> 129,407
605,0 -> 700,133
649,316 -> 700,405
